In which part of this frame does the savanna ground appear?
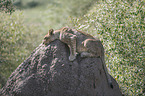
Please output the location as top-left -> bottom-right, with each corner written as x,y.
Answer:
0,0 -> 144,95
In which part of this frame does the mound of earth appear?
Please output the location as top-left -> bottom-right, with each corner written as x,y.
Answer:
0,40 -> 122,96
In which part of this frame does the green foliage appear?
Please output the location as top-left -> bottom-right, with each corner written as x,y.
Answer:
0,0 -> 14,13
70,0 -> 144,95
0,12 -> 35,88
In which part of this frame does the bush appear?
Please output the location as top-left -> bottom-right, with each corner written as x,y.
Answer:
0,0 -> 14,13
70,0 -> 144,95
0,12 -> 35,88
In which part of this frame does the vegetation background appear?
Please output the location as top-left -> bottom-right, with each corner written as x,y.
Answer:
0,0 -> 144,95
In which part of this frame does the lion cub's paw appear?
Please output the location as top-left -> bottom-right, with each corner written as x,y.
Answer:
69,55 -> 76,61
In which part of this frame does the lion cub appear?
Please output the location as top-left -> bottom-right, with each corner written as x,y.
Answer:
43,27 -> 113,88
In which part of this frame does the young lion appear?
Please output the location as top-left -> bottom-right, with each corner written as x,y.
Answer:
43,27 -> 113,88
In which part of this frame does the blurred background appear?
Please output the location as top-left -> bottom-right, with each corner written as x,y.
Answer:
0,0 -> 144,95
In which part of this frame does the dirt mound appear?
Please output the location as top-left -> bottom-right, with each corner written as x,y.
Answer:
0,40 -> 122,96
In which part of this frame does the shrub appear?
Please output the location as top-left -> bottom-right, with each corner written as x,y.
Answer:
0,0 -> 14,13
0,12 -> 35,88
70,0 -> 144,95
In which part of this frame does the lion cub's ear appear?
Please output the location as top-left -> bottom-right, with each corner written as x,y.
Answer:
48,29 -> 54,35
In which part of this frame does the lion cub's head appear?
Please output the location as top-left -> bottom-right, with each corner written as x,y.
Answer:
43,29 -> 58,45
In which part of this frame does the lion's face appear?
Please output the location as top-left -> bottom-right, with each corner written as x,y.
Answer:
43,29 -> 57,45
